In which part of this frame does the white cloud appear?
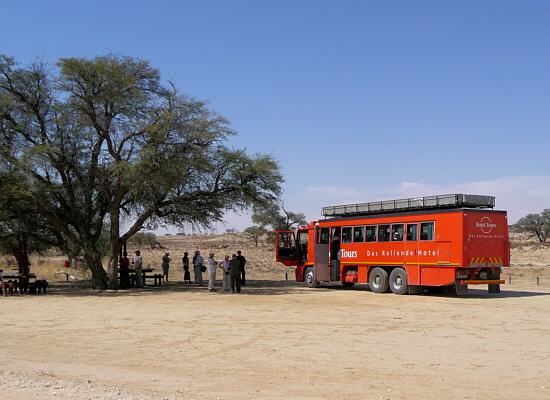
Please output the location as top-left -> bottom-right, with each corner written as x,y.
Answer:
146,176 -> 550,235
307,176 -> 550,223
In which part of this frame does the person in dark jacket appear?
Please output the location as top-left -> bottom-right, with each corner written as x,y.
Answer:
236,250 -> 247,286
162,252 -> 171,282
182,252 -> 191,283
229,254 -> 241,294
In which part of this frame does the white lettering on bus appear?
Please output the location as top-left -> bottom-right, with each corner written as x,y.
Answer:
476,217 -> 497,234
370,249 -> 440,257
340,249 -> 358,258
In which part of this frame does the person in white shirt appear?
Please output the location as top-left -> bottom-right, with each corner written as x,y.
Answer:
134,250 -> 144,288
207,253 -> 218,292
193,250 -> 204,285
220,255 -> 230,291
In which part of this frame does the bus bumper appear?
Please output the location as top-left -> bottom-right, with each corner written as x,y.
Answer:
459,279 -> 505,285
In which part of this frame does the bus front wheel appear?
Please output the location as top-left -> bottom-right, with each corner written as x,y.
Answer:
304,267 -> 320,288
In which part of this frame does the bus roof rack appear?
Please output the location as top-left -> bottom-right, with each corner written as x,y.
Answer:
322,194 -> 495,218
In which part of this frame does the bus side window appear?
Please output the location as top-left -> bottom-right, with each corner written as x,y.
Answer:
406,224 -> 418,241
391,224 -> 404,241
342,227 -> 352,243
420,222 -> 434,240
365,225 -> 377,242
277,232 -> 296,258
330,227 -> 341,261
298,230 -> 309,262
353,226 -> 364,242
318,228 -> 329,244
378,224 -> 390,242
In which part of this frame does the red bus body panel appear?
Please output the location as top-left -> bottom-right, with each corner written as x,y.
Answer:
463,210 -> 510,268
278,209 -> 509,288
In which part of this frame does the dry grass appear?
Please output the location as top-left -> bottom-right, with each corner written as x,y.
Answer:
2,233 -> 549,287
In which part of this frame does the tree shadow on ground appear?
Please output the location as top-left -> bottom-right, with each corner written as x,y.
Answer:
46,279 -> 308,297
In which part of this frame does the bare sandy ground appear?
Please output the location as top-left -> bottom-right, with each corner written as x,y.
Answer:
2,280 -> 550,400
2,234 -> 550,399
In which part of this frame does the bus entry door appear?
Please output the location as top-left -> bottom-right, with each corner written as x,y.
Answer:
314,227 -> 330,282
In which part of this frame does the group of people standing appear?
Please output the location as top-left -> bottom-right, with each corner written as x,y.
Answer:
119,249 -> 246,293
182,250 -> 246,293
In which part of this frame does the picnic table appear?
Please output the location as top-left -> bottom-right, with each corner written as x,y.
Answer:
119,267 -> 162,287
1,272 -> 37,295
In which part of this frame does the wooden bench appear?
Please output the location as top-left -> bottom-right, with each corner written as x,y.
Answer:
144,273 -> 162,286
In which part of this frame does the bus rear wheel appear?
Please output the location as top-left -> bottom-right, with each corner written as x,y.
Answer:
369,267 -> 389,293
304,267 -> 320,288
389,267 -> 408,295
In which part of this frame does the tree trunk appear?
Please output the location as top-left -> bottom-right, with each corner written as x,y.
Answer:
84,249 -> 108,289
108,207 -> 121,289
14,233 -> 31,275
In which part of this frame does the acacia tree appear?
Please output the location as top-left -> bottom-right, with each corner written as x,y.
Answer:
514,210 -> 550,243
244,225 -> 268,246
0,55 -> 282,288
129,232 -> 158,249
252,202 -> 307,231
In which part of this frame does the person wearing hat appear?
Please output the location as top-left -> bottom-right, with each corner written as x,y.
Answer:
193,250 -> 204,285
207,252 -> 219,292
162,252 -> 171,282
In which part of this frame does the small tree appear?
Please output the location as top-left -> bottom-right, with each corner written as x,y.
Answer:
252,202 -> 306,231
244,225 -> 268,247
129,232 -> 158,249
513,210 -> 550,243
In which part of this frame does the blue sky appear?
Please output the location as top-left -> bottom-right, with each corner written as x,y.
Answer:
1,0 -> 549,230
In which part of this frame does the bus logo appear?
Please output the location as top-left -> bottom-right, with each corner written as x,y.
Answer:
340,249 -> 358,259
476,216 -> 496,234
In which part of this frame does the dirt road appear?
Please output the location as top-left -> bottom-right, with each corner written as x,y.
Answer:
1,281 -> 549,399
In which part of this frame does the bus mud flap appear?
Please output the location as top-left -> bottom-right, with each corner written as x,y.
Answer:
455,283 -> 468,296
408,285 -> 423,295
488,284 -> 501,294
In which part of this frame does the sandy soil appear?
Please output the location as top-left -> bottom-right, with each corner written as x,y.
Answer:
2,281 -> 550,400
2,234 -> 550,399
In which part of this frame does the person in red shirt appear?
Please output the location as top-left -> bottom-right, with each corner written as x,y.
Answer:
119,252 -> 130,289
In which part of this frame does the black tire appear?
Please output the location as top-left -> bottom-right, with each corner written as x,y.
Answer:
342,281 -> 355,288
304,267 -> 320,288
389,267 -> 408,295
369,267 -> 389,293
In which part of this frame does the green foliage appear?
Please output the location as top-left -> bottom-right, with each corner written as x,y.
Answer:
0,169 -> 55,272
513,210 -> 550,243
0,54 -> 283,288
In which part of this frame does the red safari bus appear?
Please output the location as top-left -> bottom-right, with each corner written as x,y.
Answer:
276,194 -> 509,295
